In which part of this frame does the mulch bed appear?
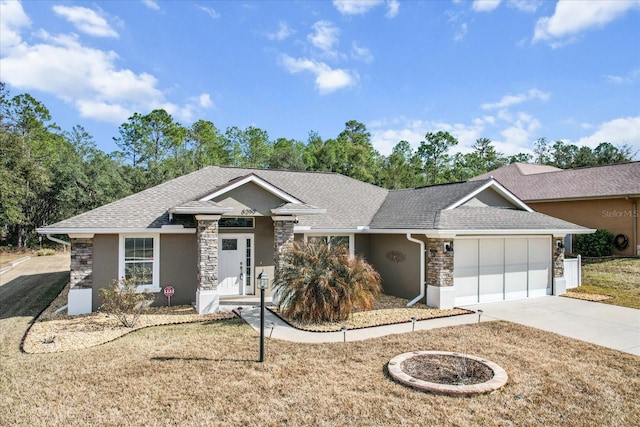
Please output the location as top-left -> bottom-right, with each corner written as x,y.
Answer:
401,354 -> 494,386
562,291 -> 614,302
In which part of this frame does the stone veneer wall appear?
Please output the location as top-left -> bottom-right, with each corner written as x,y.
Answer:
197,217 -> 220,290
273,219 -> 295,275
426,238 -> 454,287
553,237 -> 565,278
70,238 -> 93,289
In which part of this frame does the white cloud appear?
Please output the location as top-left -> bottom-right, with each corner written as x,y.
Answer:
351,42 -> 373,63
1,21 -> 209,125
605,68 -> 640,84
0,0 -> 31,51
454,22 -> 468,42
573,116 -> 640,149
197,93 -> 213,108
333,0 -> 383,15
280,55 -> 357,94
386,0 -> 400,18
533,0 -> 640,45
481,89 -> 550,110
52,5 -> 118,38
369,117 -> 487,156
507,0 -> 541,13
308,21 -> 340,57
197,6 -> 220,19
266,22 -> 294,41
142,0 -> 160,11
472,0 -> 502,12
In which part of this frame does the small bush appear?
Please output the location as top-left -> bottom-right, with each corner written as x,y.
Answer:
273,239 -> 382,323
35,249 -> 56,256
99,278 -> 155,328
574,229 -> 614,257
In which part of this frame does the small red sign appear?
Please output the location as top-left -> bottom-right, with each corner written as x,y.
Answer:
163,286 -> 175,297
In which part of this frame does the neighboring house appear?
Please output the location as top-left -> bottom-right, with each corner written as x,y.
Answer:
472,162 -> 640,256
37,167 -> 591,315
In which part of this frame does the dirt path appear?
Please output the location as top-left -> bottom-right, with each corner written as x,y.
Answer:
0,254 -> 70,355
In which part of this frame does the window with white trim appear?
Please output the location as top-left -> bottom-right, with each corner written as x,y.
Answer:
119,235 -> 160,291
304,234 -> 354,257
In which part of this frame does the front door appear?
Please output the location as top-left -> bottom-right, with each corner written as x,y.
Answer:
218,234 -> 254,296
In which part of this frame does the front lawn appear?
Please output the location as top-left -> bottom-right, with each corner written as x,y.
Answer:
571,258 -> 640,309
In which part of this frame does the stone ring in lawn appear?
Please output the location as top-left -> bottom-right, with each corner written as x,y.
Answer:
388,351 -> 508,396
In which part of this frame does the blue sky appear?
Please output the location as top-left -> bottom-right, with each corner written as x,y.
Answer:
1,0 -> 639,158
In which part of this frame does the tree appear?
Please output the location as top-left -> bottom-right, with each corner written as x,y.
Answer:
187,119 -> 229,168
268,137 -> 307,170
0,91 -> 59,246
417,131 -> 458,184
114,109 -> 187,189
533,137 -> 551,165
379,140 -> 425,189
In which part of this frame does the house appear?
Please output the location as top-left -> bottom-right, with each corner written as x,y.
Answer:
37,166 -> 591,316
471,162 -> 640,256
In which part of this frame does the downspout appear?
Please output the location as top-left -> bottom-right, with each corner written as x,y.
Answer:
634,199 -> 638,257
406,233 -> 425,307
46,234 -> 71,250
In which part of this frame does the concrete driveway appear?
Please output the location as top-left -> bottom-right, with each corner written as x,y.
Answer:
462,296 -> 640,356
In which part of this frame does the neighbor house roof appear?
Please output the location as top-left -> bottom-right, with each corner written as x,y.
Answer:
471,162 -> 640,201
39,166 -> 590,235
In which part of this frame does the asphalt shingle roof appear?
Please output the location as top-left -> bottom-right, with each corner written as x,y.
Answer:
43,167 -> 588,233
471,162 -> 640,201
45,167 -> 389,230
369,180 -> 488,229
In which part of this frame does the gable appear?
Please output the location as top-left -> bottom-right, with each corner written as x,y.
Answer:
212,182 -> 289,216
461,187 -> 520,209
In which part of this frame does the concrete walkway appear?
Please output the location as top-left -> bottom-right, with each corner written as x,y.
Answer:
223,296 -> 640,355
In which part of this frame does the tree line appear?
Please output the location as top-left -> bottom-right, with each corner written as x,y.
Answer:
1,83 -> 635,247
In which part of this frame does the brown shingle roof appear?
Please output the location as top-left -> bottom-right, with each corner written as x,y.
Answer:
471,162 -> 640,201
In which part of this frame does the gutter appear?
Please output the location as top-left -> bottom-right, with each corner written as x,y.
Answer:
405,233 -> 425,307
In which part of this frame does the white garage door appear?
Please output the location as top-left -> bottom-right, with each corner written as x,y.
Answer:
454,236 -> 551,306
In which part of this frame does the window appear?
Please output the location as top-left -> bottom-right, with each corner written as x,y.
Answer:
219,217 -> 254,228
305,234 -> 354,257
222,239 -> 238,250
119,235 -> 160,291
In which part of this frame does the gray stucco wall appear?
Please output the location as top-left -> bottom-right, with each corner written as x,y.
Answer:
355,234 -> 371,261
160,234 -> 198,306
368,234 -> 425,300
213,182 -> 285,216
92,234 -> 119,311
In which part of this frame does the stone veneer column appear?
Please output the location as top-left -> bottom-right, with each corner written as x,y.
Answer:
196,215 -> 220,314
552,236 -> 567,296
426,237 -> 455,309
272,217 -> 296,306
68,236 -> 94,315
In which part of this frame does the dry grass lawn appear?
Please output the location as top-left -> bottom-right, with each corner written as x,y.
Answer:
2,316 -> 639,425
2,254 -> 639,426
570,258 -> 640,309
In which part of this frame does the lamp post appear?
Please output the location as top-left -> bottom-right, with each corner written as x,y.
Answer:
257,271 -> 268,362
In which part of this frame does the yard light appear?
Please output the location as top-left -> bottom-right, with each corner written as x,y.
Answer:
477,309 -> 483,324
411,316 -> 417,332
341,325 -> 348,342
269,321 -> 276,339
257,271 -> 269,362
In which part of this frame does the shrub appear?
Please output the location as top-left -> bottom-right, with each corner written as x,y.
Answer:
574,229 -> 614,257
98,277 -> 155,328
35,248 -> 56,256
273,239 -> 382,323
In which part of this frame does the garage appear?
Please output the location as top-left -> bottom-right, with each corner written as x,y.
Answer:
453,236 -> 552,306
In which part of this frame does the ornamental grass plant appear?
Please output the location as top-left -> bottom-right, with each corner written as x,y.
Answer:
272,239 -> 382,323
